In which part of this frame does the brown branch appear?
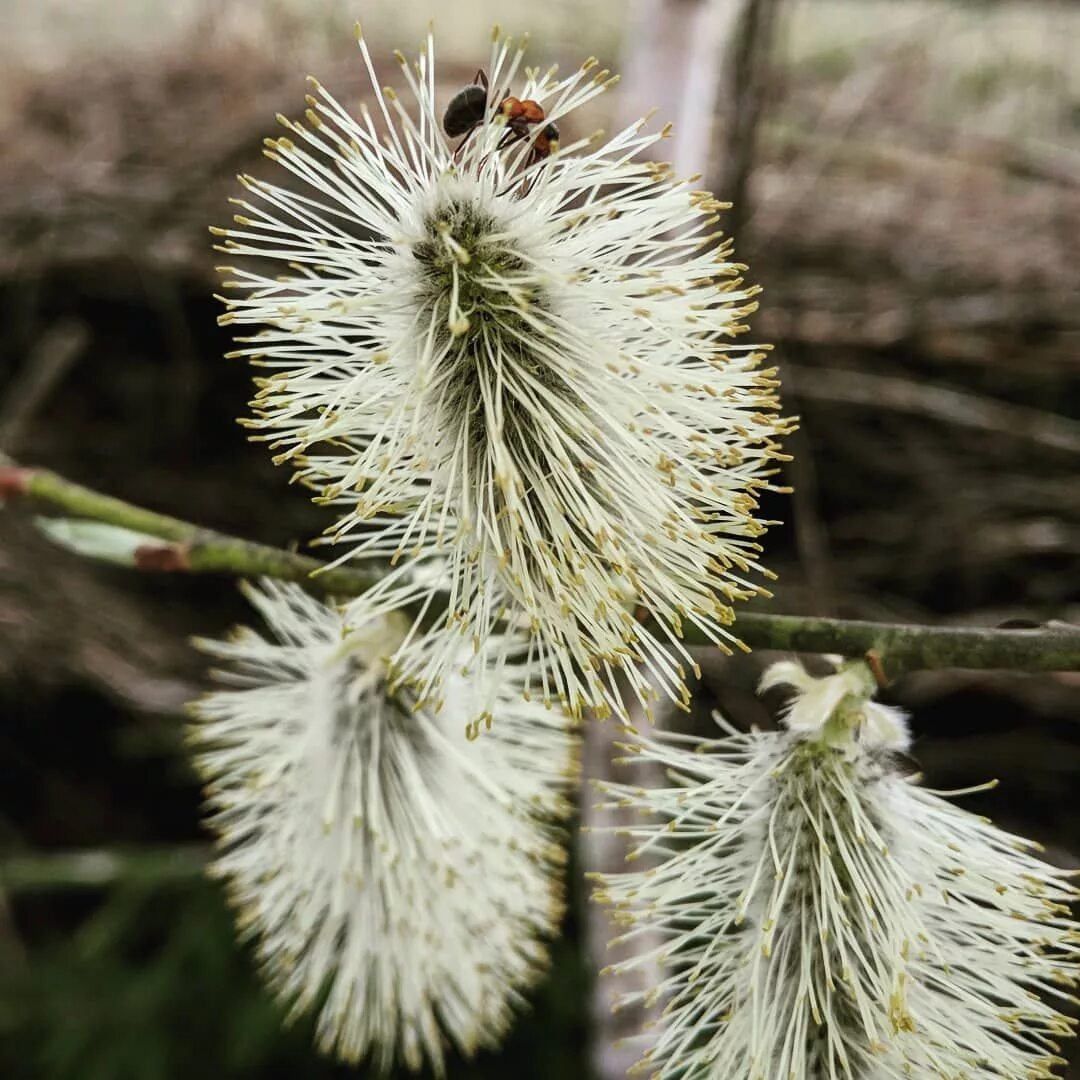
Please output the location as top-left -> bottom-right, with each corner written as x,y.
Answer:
717,0 -> 784,244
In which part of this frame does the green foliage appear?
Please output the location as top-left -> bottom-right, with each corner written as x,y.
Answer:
1,876 -> 589,1080
954,57 -> 1062,107
795,44 -> 857,84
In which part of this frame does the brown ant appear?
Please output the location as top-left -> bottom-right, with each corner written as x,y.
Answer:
442,69 -> 559,180
528,121 -> 559,161
442,69 -> 490,141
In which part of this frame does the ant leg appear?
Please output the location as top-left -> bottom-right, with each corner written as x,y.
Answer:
498,148 -> 542,198
520,156 -> 543,197
480,129 -> 527,173
460,124 -> 524,169
496,129 -> 527,153
520,151 -> 548,197
452,123 -> 482,162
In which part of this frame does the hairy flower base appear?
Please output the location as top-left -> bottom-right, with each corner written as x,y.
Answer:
188,581 -> 578,1073
214,27 -> 792,723
592,679 -> 1080,1078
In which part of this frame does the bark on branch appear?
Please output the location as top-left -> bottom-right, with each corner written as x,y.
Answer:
2,459 -> 1078,679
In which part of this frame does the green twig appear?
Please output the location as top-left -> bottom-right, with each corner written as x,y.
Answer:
0,845 -> 209,892
0,461 -> 377,596
728,612 -> 1080,679
3,460 -> 1079,676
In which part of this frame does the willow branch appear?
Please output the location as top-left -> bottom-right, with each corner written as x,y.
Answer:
728,612 -> 1080,679
0,460 -> 377,596
3,460 -> 1079,675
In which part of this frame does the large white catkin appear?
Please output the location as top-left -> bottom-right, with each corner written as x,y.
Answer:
188,580 -> 578,1074
214,28 -> 792,725
592,659 -> 1080,1079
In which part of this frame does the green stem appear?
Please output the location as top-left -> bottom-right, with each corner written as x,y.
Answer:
2,462 -> 377,596
3,461 -> 1079,676
0,845 -> 208,892
729,612 -> 1080,678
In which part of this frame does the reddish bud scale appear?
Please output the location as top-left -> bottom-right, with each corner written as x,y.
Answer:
134,543 -> 192,572
0,467 -> 33,499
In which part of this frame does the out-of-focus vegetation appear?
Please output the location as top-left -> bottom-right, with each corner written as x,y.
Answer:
1,0 -> 1077,1076
1,872 -> 589,1080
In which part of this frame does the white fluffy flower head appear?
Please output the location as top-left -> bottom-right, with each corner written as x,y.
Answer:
214,27 -> 791,722
188,580 -> 577,1073
592,657 -> 1080,1078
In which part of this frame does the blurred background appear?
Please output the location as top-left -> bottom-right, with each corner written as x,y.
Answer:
0,0 -> 1078,1076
